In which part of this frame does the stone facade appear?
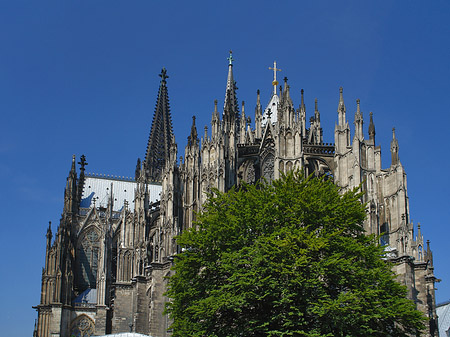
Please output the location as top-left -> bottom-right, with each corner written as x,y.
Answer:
34,54 -> 438,336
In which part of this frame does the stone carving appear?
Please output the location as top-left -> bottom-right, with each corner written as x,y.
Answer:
262,154 -> 274,183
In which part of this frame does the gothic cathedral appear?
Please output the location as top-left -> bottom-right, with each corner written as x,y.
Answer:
34,53 -> 438,337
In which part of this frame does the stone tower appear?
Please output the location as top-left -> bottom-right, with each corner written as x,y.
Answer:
34,55 -> 439,337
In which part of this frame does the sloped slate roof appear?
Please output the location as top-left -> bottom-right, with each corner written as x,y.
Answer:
80,176 -> 162,212
437,301 -> 450,337
97,334 -> 151,337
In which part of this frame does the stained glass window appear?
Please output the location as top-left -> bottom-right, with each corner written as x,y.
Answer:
77,228 -> 100,290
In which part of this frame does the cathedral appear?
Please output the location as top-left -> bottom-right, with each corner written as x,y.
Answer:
34,53 -> 439,337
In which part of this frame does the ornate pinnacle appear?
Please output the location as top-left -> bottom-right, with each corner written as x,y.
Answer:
159,68 -> 169,82
78,154 -> 88,172
227,50 -> 234,65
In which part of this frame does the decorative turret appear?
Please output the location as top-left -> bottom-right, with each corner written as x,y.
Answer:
77,154 -> 87,207
45,221 -> 52,272
135,158 -> 141,180
368,111 -> 376,143
299,89 -> 306,136
314,98 -> 320,123
334,87 -> 351,154
64,155 -> 78,214
144,67 -> 174,182
211,99 -> 220,138
240,101 -> 246,143
391,127 -> 399,166
255,90 -> 262,138
337,86 -> 346,126
187,116 -> 199,147
354,99 -> 364,140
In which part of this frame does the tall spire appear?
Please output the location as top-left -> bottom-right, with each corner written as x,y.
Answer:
187,116 -> 198,147
223,51 -> 238,115
64,155 -> 78,214
144,68 -> 174,182
300,89 -> 305,112
337,87 -> 346,126
368,111 -> 376,142
391,127 -> 399,166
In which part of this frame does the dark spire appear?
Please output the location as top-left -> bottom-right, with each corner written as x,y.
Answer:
223,51 -> 239,116
188,116 -> 198,147
368,111 -> 376,142
77,154 -> 87,207
135,158 -> 141,180
391,127 -> 399,166
64,155 -> 78,214
314,98 -> 320,122
300,89 -> 305,111
144,68 -> 174,182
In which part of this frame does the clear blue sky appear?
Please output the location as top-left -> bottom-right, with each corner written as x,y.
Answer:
1,1 -> 449,336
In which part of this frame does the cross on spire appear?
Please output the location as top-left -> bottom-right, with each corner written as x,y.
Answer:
269,61 -> 281,95
159,67 -> 169,82
227,50 -> 234,65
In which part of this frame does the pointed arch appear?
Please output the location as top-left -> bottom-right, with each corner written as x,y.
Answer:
70,314 -> 95,337
76,226 -> 101,291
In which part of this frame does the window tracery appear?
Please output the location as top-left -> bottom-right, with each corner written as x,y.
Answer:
77,228 -> 100,290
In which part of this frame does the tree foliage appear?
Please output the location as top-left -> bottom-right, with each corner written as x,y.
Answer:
165,172 -> 425,337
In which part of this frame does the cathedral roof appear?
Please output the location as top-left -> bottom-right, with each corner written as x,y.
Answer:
437,301 -> 450,337
73,288 -> 97,304
80,175 -> 161,212
98,332 -> 151,337
261,93 -> 280,127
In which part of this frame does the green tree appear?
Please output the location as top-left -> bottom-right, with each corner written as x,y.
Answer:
165,172 -> 425,337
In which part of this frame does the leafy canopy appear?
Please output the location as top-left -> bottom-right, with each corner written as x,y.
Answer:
165,171 -> 425,337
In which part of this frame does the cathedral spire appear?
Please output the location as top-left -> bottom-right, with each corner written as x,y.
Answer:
144,67 -> 174,182
77,154 -> 87,207
64,155 -> 78,214
300,89 -> 305,111
354,99 -> 363,140
187,116 -> 198,147
391,127 -> 399,166
223,51 -> 238,115
337,87 -> 346,126
368,111 -> 376,142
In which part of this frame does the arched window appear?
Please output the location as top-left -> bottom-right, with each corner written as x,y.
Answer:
70,315 -> 95,337
76,228 -> 100,291
262,153 -> 275,183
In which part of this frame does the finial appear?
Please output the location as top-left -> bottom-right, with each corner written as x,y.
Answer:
159,68 -> 169,82
70,154 -> 76,173
246,116 -> 251,126
227,50 -> 234,66
392,127 -> 396,139
283,77 -> 288,87
241,101 -> 245,114
214,99 -> 218,112
418,222 -> 421,230
78,154 -> 88,171
204,126 -> 208,139
356,99 -> 361,113
315,98 -> 318,112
